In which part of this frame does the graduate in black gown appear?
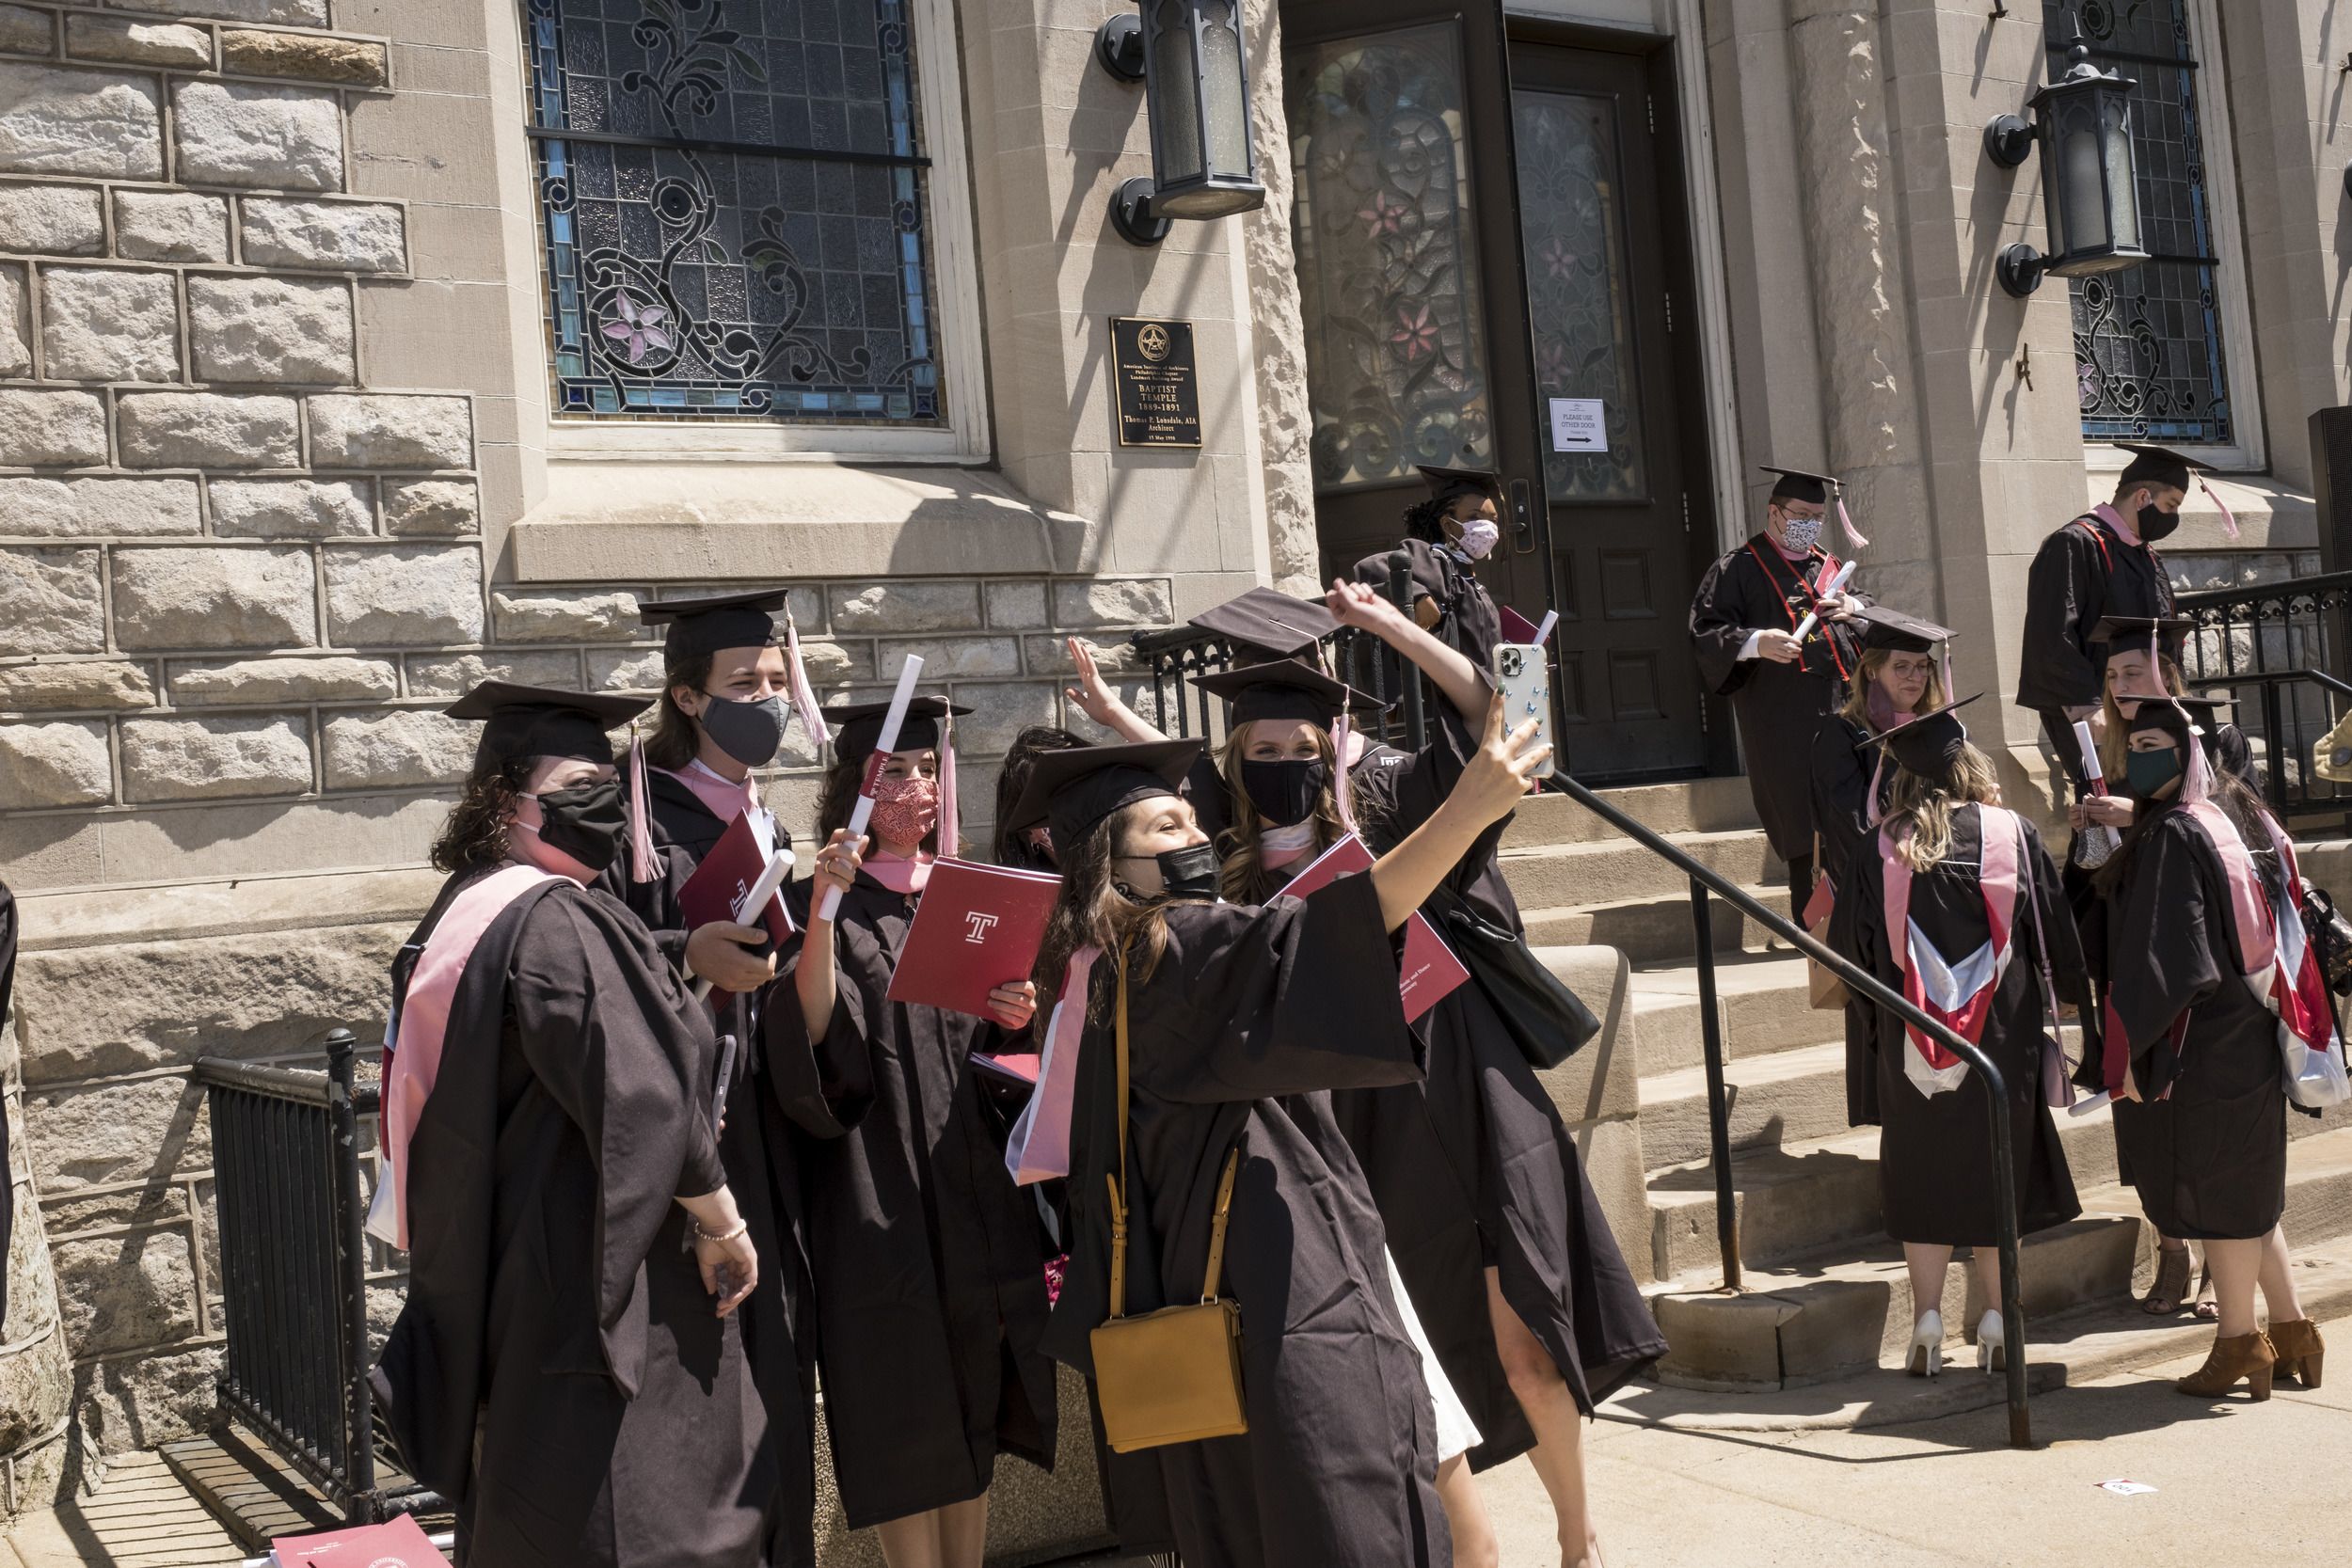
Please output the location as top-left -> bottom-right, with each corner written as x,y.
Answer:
1830,696 -> 2086,1377
1690,466 -> 1868,912
1807,607 -> 1952,902
373,683 -> 771,1567
1353,464 -> 1508,668
2093,695 -> 2330,1400
768,696 -> 1057,1568
595,588 -> 823,1567
1009,707 -> 1551,1568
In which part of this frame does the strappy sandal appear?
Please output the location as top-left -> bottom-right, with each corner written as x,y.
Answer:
2192,1261 -> 2219,1323
2141,1244 -> 2192,1314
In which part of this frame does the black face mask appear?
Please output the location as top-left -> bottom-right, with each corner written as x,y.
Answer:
534,777 -> 628,873
1120,842 -> 1219,902
2122,746 -> 2185,801
2137,500 -> 2180,543
698,692 -> 787,768
1239,758 -> 1328,828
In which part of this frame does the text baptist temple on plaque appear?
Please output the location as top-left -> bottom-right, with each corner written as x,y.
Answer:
1111,316 -> 1204,449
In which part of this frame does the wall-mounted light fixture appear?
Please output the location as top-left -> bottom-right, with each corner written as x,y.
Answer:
1983,28 -> 2147,297
1094,2 -> 1266,247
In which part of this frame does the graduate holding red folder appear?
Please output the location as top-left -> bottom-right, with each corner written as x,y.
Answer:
884,857 -> 1062,1019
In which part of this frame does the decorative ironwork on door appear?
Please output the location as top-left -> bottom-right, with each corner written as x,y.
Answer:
2042,0 -> 2233,446
525,0 -> 943,422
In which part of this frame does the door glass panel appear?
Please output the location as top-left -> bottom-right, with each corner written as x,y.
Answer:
1513,88 -> 1646,502
1287,24 -> 1495,491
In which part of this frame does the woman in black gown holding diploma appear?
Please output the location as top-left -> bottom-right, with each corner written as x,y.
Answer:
766,696 -> 1056,1568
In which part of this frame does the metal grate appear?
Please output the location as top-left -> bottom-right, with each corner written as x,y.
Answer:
2173,570 -> 2352,823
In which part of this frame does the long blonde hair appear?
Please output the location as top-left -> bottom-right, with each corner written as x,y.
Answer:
1215,722 -> 1347,903
2096,651 -> 2188,781
1882,743 -> 2000,872
1839,647 -> 1947,727
1029,799 -> 1191,1022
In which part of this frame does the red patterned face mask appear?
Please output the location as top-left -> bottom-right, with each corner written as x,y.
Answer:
870,770 -> 940,847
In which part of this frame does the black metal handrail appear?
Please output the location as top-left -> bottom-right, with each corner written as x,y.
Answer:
1557,776 -> 2034,1449
2175,572 -> 2352,821
197,1030 -> 405,1522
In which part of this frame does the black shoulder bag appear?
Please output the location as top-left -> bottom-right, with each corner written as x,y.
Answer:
1427,884 -> 1601,1070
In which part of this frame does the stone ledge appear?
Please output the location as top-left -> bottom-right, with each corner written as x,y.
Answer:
509,462 -> 1103,581
17,863 -> 440,950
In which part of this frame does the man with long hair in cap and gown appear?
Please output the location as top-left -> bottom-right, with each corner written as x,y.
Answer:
373,682 -> 771,1566
1353,464 -> 1508,667
1690,466 -> 1867,913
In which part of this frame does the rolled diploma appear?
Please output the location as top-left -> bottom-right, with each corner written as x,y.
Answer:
2068,1090 -> 2114,1118
2072,719 -> 2122,854
818,654 -> 925,922
1789,558 -> 1858,642
1532,610 -> 1559,646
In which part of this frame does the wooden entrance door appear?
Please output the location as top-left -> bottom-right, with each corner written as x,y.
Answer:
1280,6 -> 1716,779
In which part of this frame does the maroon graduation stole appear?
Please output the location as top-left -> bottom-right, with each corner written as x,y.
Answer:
1879,805 -> 2026,1099
1744,540 -> 1851,682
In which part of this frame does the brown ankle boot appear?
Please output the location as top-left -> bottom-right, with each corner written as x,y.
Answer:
2267,1319 -> 2325,1389
2176,1330 -> 2276,1401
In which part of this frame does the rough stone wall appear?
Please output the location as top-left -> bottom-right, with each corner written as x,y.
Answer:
1,985 -> 72,1517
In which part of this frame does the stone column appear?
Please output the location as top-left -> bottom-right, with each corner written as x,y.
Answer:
1239,0 -> 1322,594
0,985 -> 72,1514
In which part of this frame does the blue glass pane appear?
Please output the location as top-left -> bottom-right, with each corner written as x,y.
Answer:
527,0 -> 945,426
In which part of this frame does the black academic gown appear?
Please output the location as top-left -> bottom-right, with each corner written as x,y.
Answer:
1356,536 -> 1505,669
1808,714 -> 1890,900
1337,709 -> 1664,1465
1690,536 -> 1866,860
2104,809 -> 2290,1240
2016,514 -> 2177,721
765,869 -> 1057,1529
375,872 -> 771,1568
596,769 -> 817,1568
1833,808 -> 2086,1246
1045,876 -> 1451,1568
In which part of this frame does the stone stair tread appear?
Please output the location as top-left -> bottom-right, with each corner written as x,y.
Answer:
1628,950 -> 1809,995
1638,1037 -> 1847,1106
1499,825 -> 1772,863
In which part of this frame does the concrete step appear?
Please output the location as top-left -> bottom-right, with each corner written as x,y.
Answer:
1638,1040 -> 1851,1170
1498,827 -> 1781,911
1505,774 -> 1761,849
1628,953 -> 1824,1076
1520,882 -> 1792,966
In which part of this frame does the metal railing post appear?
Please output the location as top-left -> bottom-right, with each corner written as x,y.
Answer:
1689,879 -> 1740,1291
325,1029 -> 379,1522
1386,549 -> 1426,750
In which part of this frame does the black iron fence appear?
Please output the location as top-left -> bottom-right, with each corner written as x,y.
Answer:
2175,569 -> 2352,824
196,1029 -> 428,1524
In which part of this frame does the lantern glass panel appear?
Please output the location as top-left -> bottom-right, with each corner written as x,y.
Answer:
1200,0 -> 1248,178
1152,0 -> 1206,185
2054,93 -> 2108,257
2101,90 -> 2139,252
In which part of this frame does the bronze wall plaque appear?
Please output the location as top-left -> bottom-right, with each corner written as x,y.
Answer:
1111,316 -> 1202,448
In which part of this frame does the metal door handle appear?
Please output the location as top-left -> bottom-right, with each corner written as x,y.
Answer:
1509,476 -> 1538,555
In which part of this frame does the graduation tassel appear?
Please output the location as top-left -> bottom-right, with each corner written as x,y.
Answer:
627,722 -> 657,884
1332,713 -> 1358,834
937,708 -> 961,855
785,607 -> 832,749
2200,474 -> 2241,541
1834,483 -> 1870,551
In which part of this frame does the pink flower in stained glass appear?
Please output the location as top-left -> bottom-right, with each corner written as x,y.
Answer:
601,293 -> 673,365
1392,303 -> 1439,360
1358,189 -> 1409,237
1540,235 -> 1577,279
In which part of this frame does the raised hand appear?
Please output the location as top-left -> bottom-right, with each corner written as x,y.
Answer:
810,830 -> 866,904
1064,637 -> 1120,724
1455,692 -> 1551,826
1325,577 -> 1406,635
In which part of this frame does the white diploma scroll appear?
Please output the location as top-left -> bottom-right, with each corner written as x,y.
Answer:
1789,558 -> 1858,642
818,655 -> 925,923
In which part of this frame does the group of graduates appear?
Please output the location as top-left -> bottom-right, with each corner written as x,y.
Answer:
370,463 -> 1665,1568
1691,448 -> 2340,1398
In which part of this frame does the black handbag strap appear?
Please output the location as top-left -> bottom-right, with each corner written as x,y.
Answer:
1104,935 -> 1236,1321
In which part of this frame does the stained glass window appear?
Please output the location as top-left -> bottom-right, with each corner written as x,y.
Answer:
525,0 -> 943,423
2042,0 -> 2233,447
1287,24 -> 1495,491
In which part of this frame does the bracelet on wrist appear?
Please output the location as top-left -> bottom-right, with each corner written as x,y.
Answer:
691,1217 -> 750,1244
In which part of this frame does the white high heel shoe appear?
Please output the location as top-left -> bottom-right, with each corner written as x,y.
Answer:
1978,1308 -> 2008,1373
1907,1309 -> 1944,1377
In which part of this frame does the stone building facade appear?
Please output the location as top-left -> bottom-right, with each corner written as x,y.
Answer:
0,0 -> 2346,1528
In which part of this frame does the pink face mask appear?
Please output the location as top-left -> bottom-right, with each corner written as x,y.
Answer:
870,770 -> 940,846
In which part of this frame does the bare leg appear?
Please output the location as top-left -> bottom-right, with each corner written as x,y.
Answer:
1968,1243 -> 2004,1311
1902,1243 -> 1954,1324
1485,1268 -> 1598,1568
1435,1454 -> 1500,1568
2257,1224 -> 2305,1325
936,1493 -> 990,1568
875,1510 -> 944,1568
2203,1237 -> 2263,1338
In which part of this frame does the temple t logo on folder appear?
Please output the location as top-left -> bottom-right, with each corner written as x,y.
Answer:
964,911 -> 1000,943
885,858 -> 1063,1018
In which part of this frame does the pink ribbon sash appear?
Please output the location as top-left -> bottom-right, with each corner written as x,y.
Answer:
663,760 -> 758,826
1006,943 -> 1102,1184
1880,805 -> 2025,1098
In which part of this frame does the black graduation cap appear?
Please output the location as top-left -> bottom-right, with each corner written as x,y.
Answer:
1195,659 -> 1382,730
1855,606 -> 1954,655
1862,693 -> 1981,781
638,588 -> 787,660
2090,613 -> 2191,669
1188,586 -> 1339,660
1759,465 -> 1834,506
1005,738 -> 1203,850
446,680 -> 648,768
2123,693 -> 2229,739
2117,443 -> 2204,494
1417,463 -> 1500,503
821,694 -> 973,761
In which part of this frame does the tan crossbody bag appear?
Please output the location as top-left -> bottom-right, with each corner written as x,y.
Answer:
1089,941 -> 1248,1454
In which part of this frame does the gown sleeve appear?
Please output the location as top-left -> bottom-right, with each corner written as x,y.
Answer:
1809,719 -> 1870,892
1690,549 -> 1756,697
2017,528 -> 2103,713
2020,819 -> 2103,1087
760,887 -> 880,1138
1831,837 -> 1885,1127
1133,876 -> 1423,1103
2106,816 -> 2224,1091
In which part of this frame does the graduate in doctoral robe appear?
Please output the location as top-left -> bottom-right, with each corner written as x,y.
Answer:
1353,463 -> 1509,668
1690,466 -> 1868,912
373,683 -> 771,1568
2015,443 -> 2205,796
1828,696 -> 2086,1377
2092,695 -> 2329,1400
766,695 -> 1057,1568
1008,705 -> 1553,1568
1807,607 -> 1953,903
596,587 -> 829,1568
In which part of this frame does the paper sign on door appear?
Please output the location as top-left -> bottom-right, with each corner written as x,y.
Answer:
1549,397 -> 1607,452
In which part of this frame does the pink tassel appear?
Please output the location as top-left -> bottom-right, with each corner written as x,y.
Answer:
1865,750 -> 1888,828
627,730 -> 656,884
2174,693 -> 2215,806
1332,714 -> 1357,834
785,609 -> 831,749
938,710 -> 961,855
1836,493 -> 1869,550
2201,476 -> 2240,541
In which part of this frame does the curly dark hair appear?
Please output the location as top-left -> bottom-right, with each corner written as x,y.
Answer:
995,724 -> 1087,869
1403,494 -> 1452,544
815,751 -> 947,855
430,752 -> 535,875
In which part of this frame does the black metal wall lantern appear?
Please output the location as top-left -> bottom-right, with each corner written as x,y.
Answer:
1094,2 -> 1266,247
1982,28 -> 2147,297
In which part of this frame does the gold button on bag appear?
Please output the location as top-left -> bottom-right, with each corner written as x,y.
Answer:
1089,940 -> 1248,1453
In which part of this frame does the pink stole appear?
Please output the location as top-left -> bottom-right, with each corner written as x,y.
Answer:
1880,804 -> 2025,1098
865,848 -> 931,895
2172,801 -> 2338,1077
368,862 -> 561,1247
1006,943 -> 1103,1184
660,760 -> 757,825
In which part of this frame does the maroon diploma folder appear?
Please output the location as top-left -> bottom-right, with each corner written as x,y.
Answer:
884,858 -> 1062,1018
677,809 -> 793,947
270,1513 -> 445,1566
1281,834 -> 1469,1022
